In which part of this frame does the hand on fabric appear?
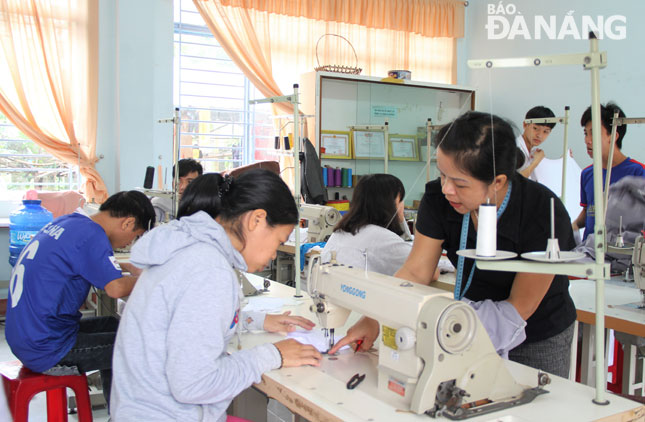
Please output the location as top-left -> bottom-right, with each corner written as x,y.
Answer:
264,311 -> 315,333
328,316 -> 379,355
274,339 -> 322,367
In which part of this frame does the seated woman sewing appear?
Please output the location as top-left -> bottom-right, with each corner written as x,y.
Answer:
111,170 -> 322,421
320,174 -> 411,276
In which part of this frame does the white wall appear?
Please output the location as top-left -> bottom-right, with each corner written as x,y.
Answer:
458,0 -> 645,167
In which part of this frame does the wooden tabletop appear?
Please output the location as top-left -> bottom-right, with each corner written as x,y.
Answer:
569,278 -> 645,337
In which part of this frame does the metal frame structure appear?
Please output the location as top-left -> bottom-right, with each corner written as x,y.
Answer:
604,115 -> 645,218
157,107 -> 182,217
468,33 -> 611,404
425,118 -> 444,182
523,105 -> 570,202
249,84 -> 304,297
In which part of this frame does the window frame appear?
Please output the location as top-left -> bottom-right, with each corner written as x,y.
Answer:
174,1 -> 276,173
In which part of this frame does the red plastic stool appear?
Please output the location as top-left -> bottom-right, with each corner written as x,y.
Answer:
0,360 -> 93,422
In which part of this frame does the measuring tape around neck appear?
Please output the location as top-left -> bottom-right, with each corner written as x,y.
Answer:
453,181 -> 513,300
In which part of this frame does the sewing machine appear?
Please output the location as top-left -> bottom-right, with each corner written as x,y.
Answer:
306,257 -> 549,419
300,204 -> 341,243
632,235 -> 645,308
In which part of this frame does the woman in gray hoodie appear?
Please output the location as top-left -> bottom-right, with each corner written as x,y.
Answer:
111,170 -> 322,421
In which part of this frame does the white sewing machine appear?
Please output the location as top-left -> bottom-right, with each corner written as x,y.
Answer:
300,204 -> 341,243
306,257 -> 549,419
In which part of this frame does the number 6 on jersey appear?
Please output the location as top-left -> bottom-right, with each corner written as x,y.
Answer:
10,240 -> 39,308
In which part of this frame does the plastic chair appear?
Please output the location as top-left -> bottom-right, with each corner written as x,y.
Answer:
0,360 -> 93,422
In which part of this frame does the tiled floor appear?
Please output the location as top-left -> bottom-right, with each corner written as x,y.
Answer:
0,323 -> 110,422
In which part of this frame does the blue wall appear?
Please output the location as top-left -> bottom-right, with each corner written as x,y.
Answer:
458,0 -> 645,167
96,0 -> 174,194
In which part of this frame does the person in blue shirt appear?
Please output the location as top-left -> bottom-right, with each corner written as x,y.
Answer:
572,103 -> 645,240
5,190 -> 155,407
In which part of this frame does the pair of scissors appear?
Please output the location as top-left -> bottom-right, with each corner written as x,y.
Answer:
346,373 -> 366,390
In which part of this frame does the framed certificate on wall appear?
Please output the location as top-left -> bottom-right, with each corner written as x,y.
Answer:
321,130 -> 352,159
353,129 -> 386,159
389,134 -> 418,161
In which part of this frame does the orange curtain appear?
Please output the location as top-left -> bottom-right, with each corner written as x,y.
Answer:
193,0 -> 463,111
0,0 -> 107,203
217,0 -> 464,38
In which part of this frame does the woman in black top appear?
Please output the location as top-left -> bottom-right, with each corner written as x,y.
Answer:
330,111 -> 576,377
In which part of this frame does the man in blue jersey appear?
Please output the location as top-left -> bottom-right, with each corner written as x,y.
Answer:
572,102 -> 645,240
5,190 -> 155,407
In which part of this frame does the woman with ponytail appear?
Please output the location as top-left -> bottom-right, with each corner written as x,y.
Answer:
112,169 -> 322,421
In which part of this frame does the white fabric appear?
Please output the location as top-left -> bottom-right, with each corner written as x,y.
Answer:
320,224 -> 411,276
151,195 -> 173,223
532,154 -> 583,223
287,329 -> 349,353
516,134 -> 537,181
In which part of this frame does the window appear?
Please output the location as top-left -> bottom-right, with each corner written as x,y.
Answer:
0,113 -> 80,197
174,0 -> 277,173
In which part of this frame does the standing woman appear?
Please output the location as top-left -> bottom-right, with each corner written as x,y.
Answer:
112,170 -> 322,421
331,111 -> 576,377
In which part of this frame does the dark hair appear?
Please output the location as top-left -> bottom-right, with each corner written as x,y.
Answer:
99,191 -> 156,231
177,169 -> 298,244
525,106 -> 556,129
580,102 -> 626,149
173,158 -> 203,178
334,174 -> 405,236
435,111 -> 518,184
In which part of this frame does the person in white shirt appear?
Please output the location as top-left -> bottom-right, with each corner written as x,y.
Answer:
516,106 -> 556,181
320,174 -> 411,276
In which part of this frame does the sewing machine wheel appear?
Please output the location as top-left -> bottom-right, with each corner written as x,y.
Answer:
324,209 -> 340,226
436,302 -> 477,354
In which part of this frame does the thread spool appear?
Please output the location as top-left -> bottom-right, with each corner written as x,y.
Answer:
475,203 -> 496,257
326,168 -> 334,187
143,166 -> 154,189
